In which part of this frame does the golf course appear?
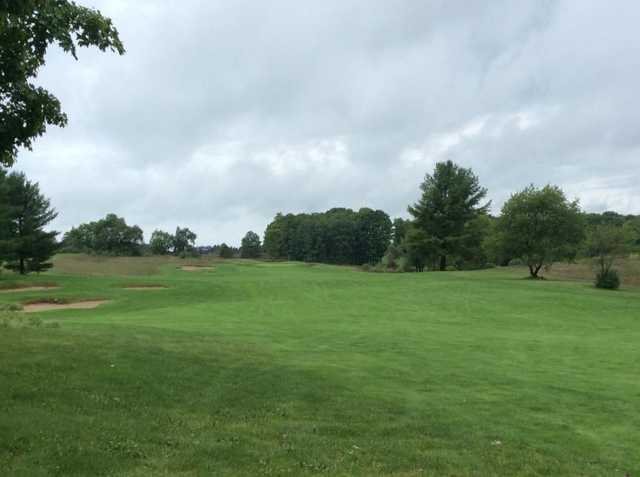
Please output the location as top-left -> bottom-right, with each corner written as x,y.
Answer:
1,255 -> 638,476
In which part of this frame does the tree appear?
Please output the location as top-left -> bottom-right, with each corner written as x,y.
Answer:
240,231 -> 262,258
0,1 -> 125,167
0,170 -> 11,269
482,216 -> 511,266
454,213 -> 492,269
379,242 -> 405,271
408,160 -> 489,271
585,211 -> 626,228
62,214 -> 143,255
404,228 -> 435,272
498,185 -> 584,278
0,172 -> 58,274
218,243 -> 234,259
0,170 -> 10,256
585,225 -> 626,289
173,227 -> 197,256
149,230 -> 174,255
263,213 -> 287,259
392,218 -> 409,245
354,208 -> 392,265
622,217 -> 640,251
262,208 -> 391,266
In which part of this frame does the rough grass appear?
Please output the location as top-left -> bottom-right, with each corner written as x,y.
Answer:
0,280 -> 58,291
545,255 -> 640,287
50,253 -> 221,276
0,257 -> 639,476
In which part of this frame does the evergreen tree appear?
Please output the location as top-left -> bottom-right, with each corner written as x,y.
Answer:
392,218 -> 409,245
408,161 -> 489,270
0,172 -> 58,274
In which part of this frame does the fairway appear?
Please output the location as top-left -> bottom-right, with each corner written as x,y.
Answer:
1,256 -> 639,476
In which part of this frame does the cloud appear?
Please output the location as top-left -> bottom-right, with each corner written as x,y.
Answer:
13,0 -> 640,245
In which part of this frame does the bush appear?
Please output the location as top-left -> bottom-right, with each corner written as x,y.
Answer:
595,268 -> 621,290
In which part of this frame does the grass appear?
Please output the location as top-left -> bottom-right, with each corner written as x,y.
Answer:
48,253 -> 220,276
1,254 -> 639,476
545,255 -> 640,287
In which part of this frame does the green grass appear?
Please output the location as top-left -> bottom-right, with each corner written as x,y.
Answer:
1,255 -> 639,476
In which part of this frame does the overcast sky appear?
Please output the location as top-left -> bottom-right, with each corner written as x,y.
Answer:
15,0 -> 640,245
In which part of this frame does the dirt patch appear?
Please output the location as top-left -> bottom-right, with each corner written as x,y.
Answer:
22,300 -> 109,313
0,286 -> 60,294
181,266 -> 215,271
122,285 -> 168,290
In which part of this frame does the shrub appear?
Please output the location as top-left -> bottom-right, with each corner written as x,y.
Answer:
398,256 -> 413,272
0,303 -> 23,312
595,268 -> 620,290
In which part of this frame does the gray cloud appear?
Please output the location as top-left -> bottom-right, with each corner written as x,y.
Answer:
14,0 -> 640,245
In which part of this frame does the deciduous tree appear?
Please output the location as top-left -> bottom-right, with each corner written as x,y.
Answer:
149,230 -> 174,255
498,185 -> 584,278
240,231 -> 261,258
218,243 -> 234,259
62,214 -> 143,255
173,227 -> 197,256
0,1 -> 124,166
585,225 -> 626,289
354,208 -> 392,265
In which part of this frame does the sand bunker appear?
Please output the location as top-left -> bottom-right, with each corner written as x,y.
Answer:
123,285 -> 167,290
22,300 -> 109,313
181,266 -> 215,271
0,286 -> 60,294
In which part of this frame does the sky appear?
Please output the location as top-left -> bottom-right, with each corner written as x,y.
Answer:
15,0 -> 640,245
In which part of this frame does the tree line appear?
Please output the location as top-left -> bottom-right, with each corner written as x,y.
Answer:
2,160 -> 638,289
263,208 -> 392,265
62,219 -> 255,259
374,160 -> 639,289
0,177 -> 260,274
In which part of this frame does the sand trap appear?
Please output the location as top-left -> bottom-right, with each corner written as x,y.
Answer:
0,286 -> 60,294
22,300 -> 109,313
123,285 -> 167,290
181,266 -> 215,271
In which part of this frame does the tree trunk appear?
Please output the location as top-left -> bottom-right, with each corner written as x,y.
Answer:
19,258 -> 25,275
439,255 -> 446,271
528,263 -> 542,278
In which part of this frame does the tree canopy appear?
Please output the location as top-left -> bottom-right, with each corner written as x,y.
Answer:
149,230 -> 174,255
218,243 -> 234,259
173,227 -> 197,256
392,218 -> 409,245
0,1 -> 124,167
62,213 -> 143,256
498,185 -> 584,278
263,208 -> 392,265
408,160 -> 489,270
240,231 -> 262,258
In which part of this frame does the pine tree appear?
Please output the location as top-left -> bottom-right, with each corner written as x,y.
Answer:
408,161 -> 489,271
0,172 -> 58,274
